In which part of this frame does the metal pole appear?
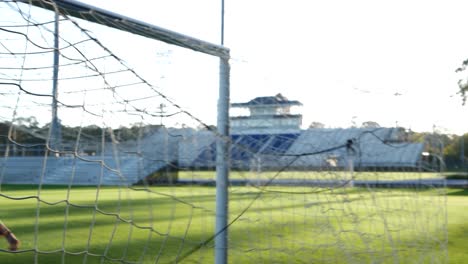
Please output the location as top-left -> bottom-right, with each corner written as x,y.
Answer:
221,0 -> 225,45
215,1 -> 229,262
461,135 -> 465,170
346,139 -> 355,187
215,57 -> 230,264
347,151 -> 355,187
51,10 -> 61,151
347,155 -> 354,187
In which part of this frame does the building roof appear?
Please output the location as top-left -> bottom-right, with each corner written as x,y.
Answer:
230,114 -> 302,120
231,93 -> 302,107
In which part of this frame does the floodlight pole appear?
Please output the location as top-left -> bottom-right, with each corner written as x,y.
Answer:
51,9 -> 61,152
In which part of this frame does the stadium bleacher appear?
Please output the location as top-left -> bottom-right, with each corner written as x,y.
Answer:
190,133 -> 301,169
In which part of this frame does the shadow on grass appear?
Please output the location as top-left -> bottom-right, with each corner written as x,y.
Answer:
446,189 -> 468,196
0,192 -> 450,263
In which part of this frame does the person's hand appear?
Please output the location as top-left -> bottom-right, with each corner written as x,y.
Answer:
0,223 -> 20,251
6,232 -> 20,251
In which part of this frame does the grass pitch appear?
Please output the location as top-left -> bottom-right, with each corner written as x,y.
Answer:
0,184 -> 463,264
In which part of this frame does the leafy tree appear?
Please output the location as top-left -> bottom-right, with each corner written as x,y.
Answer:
0,118 -> 46,156
15,117 -> 39,128
444,133 -> 468,170
361,121 -> 380,128
455,61 -> 468,104
309,122 -> 325,129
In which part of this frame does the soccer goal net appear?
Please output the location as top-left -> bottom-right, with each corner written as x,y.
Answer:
0,1 -> 446,263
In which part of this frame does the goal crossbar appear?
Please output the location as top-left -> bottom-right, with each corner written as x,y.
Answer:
16,0 -> 230,59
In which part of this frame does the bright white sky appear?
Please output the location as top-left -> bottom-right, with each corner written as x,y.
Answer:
77,0 -> 467,134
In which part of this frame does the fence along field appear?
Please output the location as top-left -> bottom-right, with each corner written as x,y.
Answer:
0,1 -> 447,263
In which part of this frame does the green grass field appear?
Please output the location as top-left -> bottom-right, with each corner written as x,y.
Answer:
445,189 -> 468,264
0,184 -> 464,264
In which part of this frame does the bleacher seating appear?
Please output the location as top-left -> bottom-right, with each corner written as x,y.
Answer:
191,133 -> 300,169
261,134 -> 300,154
0,127 -> 425,185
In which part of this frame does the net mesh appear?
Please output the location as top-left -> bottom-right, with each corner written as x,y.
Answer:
0,1 -> 447,263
